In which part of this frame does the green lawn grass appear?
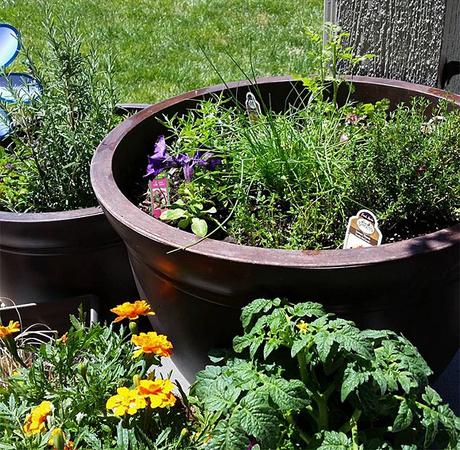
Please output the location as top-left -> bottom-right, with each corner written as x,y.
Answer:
1,0 -> 323,103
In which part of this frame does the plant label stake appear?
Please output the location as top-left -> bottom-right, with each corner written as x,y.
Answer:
343,209 -> 382,249
149,175 -> 170,218
245,92 -> 261,123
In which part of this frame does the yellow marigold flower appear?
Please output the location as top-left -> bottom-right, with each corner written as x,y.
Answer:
0,320 -> 20,339
106,387 -> 147,417
137,379 -> 176,408
110,300 -> 155,323
23,401 -> 53,435
296,320 -> 309,334
131,332 -> 173,358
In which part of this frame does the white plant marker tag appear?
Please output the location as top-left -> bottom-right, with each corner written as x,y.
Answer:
343,209 -> 382,249
245,92 -> 261,123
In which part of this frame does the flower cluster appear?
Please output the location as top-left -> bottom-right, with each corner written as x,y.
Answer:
131,331 -> 173,358
110,300 -> 155,323
106,378 -> 176,417
145,135 -> 221,182
0,320 -> 20,339
23,401 -> 53,435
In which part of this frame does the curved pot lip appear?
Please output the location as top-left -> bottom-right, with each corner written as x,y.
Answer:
91,75 -> 460,268
0,206 -> 103,224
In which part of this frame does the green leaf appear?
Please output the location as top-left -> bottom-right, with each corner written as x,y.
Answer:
315,332 -> 334,362
291,336 -> 309,357
317,431 -> 353,450
236,392 -> 280,447
262,377 -> 310,412
421,407 -> 438,448
290,302 -> 325,318
233,334 -> 253,353
392,399 -> 413,432
240,298 -> 280,329
341,364 -> 369,402
69,314 -> 83,331
263,338 -> 279,359
204,415 -> 248,450
372,369 -> 388,396
202,378 -> 241,412
193,365 -> 222,396
191,217 -> 208,237
422,386 -> 442,406
178,217 -> 191,229
249,335 -> 264,359
397,372 -> 414,394
160,208 -> 186,221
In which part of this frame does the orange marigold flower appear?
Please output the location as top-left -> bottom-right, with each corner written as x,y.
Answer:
106,387 -> 147,417
0,320 -> 20,339
23,401 -> 53,435
137,379 -> 176,408
131,332 -> 173,358
57,332 -> 68,344
110,300 -> 155,323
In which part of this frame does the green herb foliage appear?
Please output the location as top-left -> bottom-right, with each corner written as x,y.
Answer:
190,298 -> 460,449
0,12 -> 120,212
150,26 -> 460,248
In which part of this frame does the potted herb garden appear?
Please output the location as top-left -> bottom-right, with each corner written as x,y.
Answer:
90,27 -> 460,380
0,16 -> 138,307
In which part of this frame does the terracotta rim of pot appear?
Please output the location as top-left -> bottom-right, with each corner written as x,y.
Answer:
91,76 -> 460,268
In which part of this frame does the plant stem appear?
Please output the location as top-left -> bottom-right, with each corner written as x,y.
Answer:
351,413 -> 360,450
296,350 -> 309,387
315,392 -> 329,430
286,413 -> 311,445
339,408 -> 362,434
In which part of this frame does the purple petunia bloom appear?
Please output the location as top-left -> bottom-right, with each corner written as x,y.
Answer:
247,438 -> 258,449
145,135 -> 222,181
145,135 -> 169,179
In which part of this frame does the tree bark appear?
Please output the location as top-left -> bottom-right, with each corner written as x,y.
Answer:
324,0 -> 459,93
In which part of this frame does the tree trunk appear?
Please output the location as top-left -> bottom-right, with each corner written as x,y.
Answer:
324,0 -> 460,93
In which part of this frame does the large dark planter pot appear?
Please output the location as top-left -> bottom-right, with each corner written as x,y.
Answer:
0,105 -> 148,313
91,77 -> 460,381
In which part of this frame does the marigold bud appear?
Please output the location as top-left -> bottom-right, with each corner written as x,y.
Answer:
129,321 -> 138,334
77,362 -> 87,379
53,428 -> 65,450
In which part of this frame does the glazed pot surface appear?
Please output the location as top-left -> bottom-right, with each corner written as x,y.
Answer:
0,207 -> 138,313
91,77 -> 460,380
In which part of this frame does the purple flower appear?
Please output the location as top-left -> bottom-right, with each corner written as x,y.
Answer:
247,438 -> 257,449
145,135 -> 222,181
145,135 -> 168,179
